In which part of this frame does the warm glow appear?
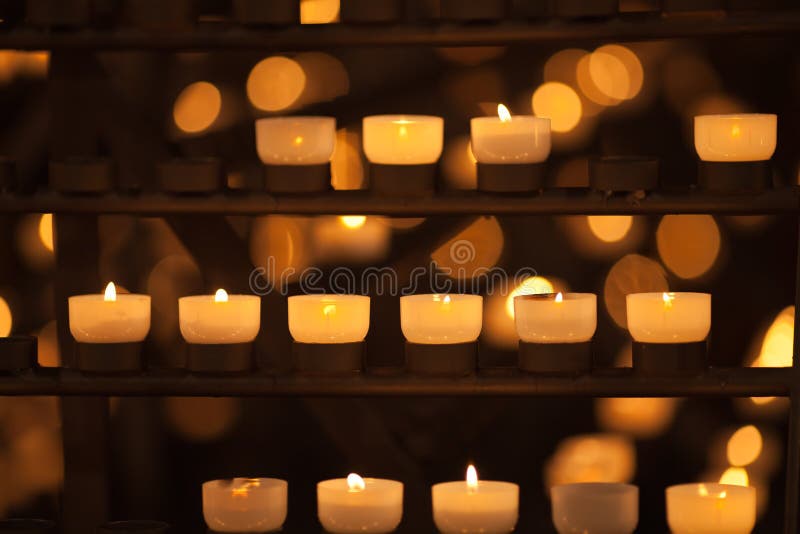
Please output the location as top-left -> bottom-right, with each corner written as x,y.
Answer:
698,484 -> 728,498
103,282 -> 117,302
732,124 -> 741,138
603,254 -> 668,329
532,82 -> 582,133
657,215 -> 721,280
214,289 -> 229,303
594,44 -> 643,101
719,467 -> 750,487
754,306 -> 794,367
555,292 -> 564,303
339,215 -> 367,229
587,215 -> 633,243
300,0 -> 340,24
247,56 -> 306,111
173,81 -> 221,134
595,397 -> 678,439
497,103 -> 512,123
466,465 -> 478,489
38,213 -> 54,252
727,425 -> 763,467
347,473 -> 366,492
323,304 -> 336,317
0,296 -> 11,337
232,487 -> 249,498
443,295 -> 452,304
506,277 -> 555,318
662,292 -> 674,308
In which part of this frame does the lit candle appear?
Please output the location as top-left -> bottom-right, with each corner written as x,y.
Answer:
471,104 -> 551,164
255,116 -> 336,165
203,478 -> 288,533
288,295 -> 370,343
179,289 -> 261,344
362,115 -> 444,165
666,483 -> 756,534
400,294 -> 483,344
514,292 -> 596,343
626,292 -> 711,343
68,282 -> 151,343
694,114 -> 777,162
432,465 -> 519,534
317,473 -> 404,534
551,483 -> 638,534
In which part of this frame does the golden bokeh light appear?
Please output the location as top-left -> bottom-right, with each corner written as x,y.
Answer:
0,296 -> 12,336
544,49 -> 604,118
16,213 -> 54,272
246,56 -> 306,112
36,320 -> 59,367
173,81 -> 221,134
595,397 -> 679,439
753,306 -> 794,368
164,397 -> 242,442
294,52 -> 350,106
38,213 -> 53,252
656,215 -> 721,280
587,215 -> 633,243
300,0 -> 340,24
532,82 -> 582,133
727,425 -> 763,467
331,129 -> 365,190
339,215 -> 366,229
593,44 -> 643,101
719,467 -> 750,487
250,216 -> 312,284
431,216 -> 504,280
313,216 -> 391,264
506,276 -> 555,319
441,135 -> 477,190
545,434 -> 636,488
603,254 -> 668,328
577,53 -> 620,107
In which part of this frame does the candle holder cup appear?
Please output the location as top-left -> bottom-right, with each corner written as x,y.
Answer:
49,158 -> 115,194
186,343 -> 253,375
477,162 -> 546,193
340,0 -> 402,23
76,342 -> 143,374
518,341 -> 592,374
405,341 -> 477,376
232,0 -> 299,25
264,164 -> 332,194
440,0 -> 508,21
632,340 -> 708,377
697,161 -> 771,193
0,519 -> 57,533
369,163 -> 437,196
98,521 -> 170,534
555,0 -> 617,17
590,157 -> 659,193
292,341 -> 364,375
0,157 -> 16,192
0,336 -> 38,373
157,158 -> 224,195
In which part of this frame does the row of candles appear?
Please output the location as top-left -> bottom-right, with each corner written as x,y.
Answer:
69,283 -> 710,350
202,468 -> 756,534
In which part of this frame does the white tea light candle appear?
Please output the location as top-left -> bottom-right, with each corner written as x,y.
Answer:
471,104 -> 551,163
432,465 -> 519,534
317,474 -> 404,534
256,116 -> 336,165
400,294 -> 483,344
203,478 -> 288,533
288,295 -> 370,343
514,292 -> 596,343
69,282 -> 151,343
551,482 -> 638,534
666,483 -> 756,534
179,289 -> 261,344
626,292 -> 711,343
694,114 -> 777,162
363,115 -> 444,164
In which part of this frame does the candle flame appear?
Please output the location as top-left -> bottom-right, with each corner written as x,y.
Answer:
497,104 -> 512,123
293,135 -> 304,146
443,295 -> 451,304
323,304 -> 337,317
731,124 -> 741,138
347,473 -> 366,492
104,282 -> 117,302
215,288 -> 229,303
398,124 -> 408,138
466,465 -> 478,490
555,292 -> 563,303
662,292 -> 674,308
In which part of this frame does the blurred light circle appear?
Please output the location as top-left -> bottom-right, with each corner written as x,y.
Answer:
0,296 -> 12,336
247,56 -> 306,111
173,81 -> 221,134
545,433 -> 636,488
594,44 -> 643,100
719,467 -> 749,487
656,214 -> 721,279
532,82 -> 582,133
577,53 -> 619,107
587,215 -> 633,243
506,276 -> 555,319
331,129 -> 365,190
595,397 -> 678,439
300,0 -> 340,24
544,48 -> 587,84
38,214 -> 53,252
431,216 -> 504,280
164,397 -> 241,442
441,135 -> 477,190
753,306 -> 794,368
250,216 -> 312,284
603,254 -> 668,328
727,425 -> 763,467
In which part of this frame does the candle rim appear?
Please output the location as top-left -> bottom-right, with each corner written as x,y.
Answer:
317,477 -> 404,491
514,292 -> 595,302
470,115 -> 550,125
626,291 -> 711,299
255,115 -> 336,127
288,294 -> 370,304
202,477 -> 287,490
694,113 -> 777,121
68,293 -> 150,303
363,114 -> 444,126
432,479 -> 519,494
666,482 -> 754,499
179,294 -> 261,302
551,481 -> 638,497
400,293 -> 483,304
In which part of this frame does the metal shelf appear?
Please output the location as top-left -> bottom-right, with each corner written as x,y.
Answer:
0,188 -> 797,215
0,367 -> 790,397
0,10 -> 799,50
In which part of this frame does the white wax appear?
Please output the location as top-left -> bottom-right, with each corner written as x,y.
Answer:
694,114 -> 777,162
470,116 -> 551,163
666,483 -> 756,534
288,294 -> 370,343
317,478 -> 404,534
626,292 -> 711,343
202,478 -> 288,533
68,294 -> 151,343
255,116 -> 336,165
179,294 -> 261,344
551,482 -> 638,534
400,294 -> 483,344
432,481 -> 519,534
362,115 -> 444,164
514,293 -> 596,343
